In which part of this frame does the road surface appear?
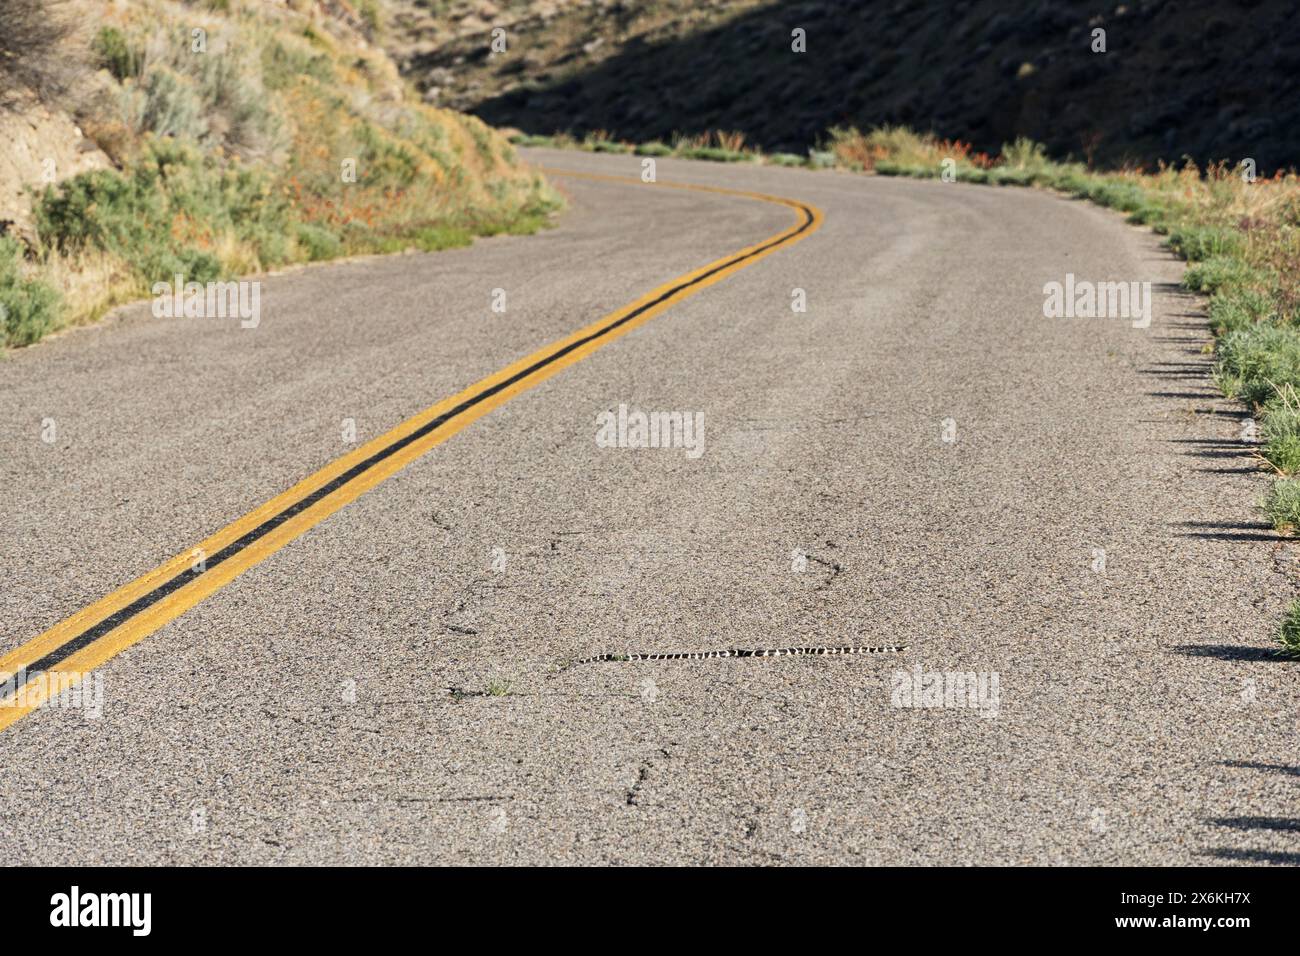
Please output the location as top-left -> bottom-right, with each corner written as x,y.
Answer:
0,148 -> 1296,864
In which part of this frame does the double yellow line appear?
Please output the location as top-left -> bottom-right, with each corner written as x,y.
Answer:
0,169 -> 825,732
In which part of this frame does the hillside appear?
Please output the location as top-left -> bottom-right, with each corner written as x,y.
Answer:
391,0 -> 1300,173
0,0 -> 555,348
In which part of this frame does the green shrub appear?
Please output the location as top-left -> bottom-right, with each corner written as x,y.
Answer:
1264,433 -> 1300,476
510,133 -> 559,148
1167,225 -> 1245,262
1083,180 -> 1149,212
93,26 -> 143,80
989,167 -> 1035,187
1261,388 -> 1300,474
674,146 -> 753,163
1126,201 -> 1170,227
295,223 -> 341,261
1264,478 -> 1300,532
352,120 -> 420,187
134,64 -> 209,141
1214,324 -> 1300,407
190,47 -> 284,158
355,0 -> 382,34
1184,256 -> 1268,295
1208,288 -> 1274,335
1052,171 -> 1092,195
0,238 -> 61,348
873,160 -> 911,177
1280,600 -> 1300,656
634,141 -> 673,156
350,222 -> 472,255
112,31 -> 284,159
36,137 -> 294,283
999,137 -> 1049,170
261,39 -> 334,91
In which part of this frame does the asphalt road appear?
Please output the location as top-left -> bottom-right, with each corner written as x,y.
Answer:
1,147 -> 1296,865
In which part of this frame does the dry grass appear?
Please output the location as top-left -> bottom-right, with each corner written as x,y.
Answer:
826,126 -> 995,172
38,249 -> 140,329
713,130 -> 747,153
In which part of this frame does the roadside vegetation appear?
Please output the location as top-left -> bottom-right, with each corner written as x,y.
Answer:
1279,599 -> 1300,657
520,123 -> 1300,653
0,237 -> 61,348
512,129 -> 780,165
514,128 -> 832,168
1,0 -> 558,350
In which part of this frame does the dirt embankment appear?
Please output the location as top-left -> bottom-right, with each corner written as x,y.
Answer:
0,97 -> 112,245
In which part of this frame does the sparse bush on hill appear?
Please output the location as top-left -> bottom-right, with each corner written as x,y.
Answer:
93,26 -> 144,82
37,137 -> 291,285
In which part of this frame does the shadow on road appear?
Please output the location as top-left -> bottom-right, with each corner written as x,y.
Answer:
1200,765 -> 1300,865
1222,760 -> 1300,777
1198,848 -> 1300,864
1171,645 -> 1286,662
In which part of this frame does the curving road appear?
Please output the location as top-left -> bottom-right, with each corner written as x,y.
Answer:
0,147 -> 1295,865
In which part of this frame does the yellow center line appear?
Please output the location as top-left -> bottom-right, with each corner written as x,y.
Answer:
0,169 -> 825,732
